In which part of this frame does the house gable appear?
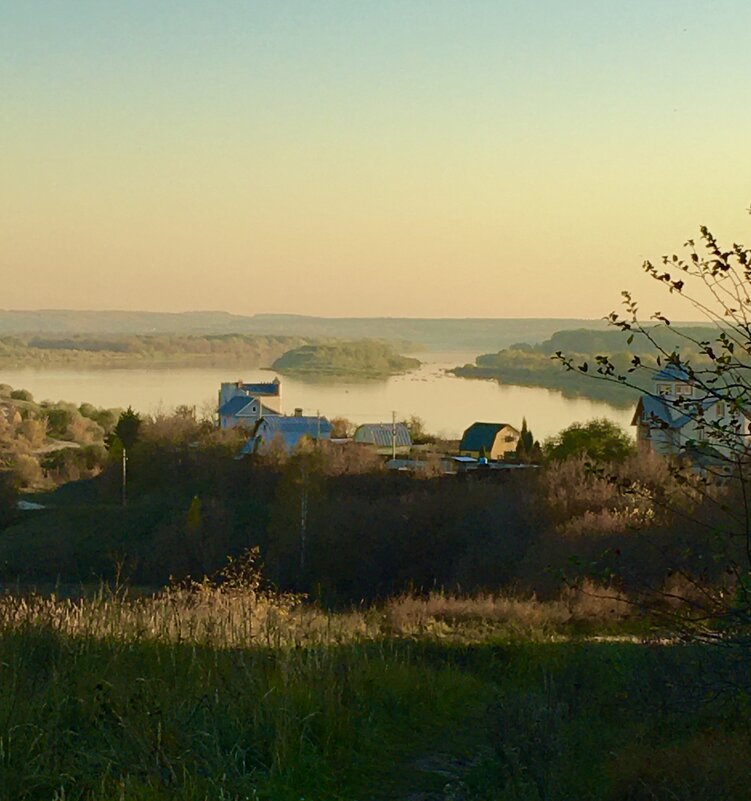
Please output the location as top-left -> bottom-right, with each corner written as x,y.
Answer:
459,422 -> 520,459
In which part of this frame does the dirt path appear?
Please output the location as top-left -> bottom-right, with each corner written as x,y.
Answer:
398,751 -> 479,800
366,704 -> 492,801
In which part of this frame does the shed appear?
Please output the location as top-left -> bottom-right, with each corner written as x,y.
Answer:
354,422 -> 412,454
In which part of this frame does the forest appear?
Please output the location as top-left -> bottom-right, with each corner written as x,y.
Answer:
0,333 -> 311,368
272,341 -> 420,378
452,325 -> 721,406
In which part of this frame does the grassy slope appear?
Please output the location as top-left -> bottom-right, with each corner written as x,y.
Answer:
0,591 -> 749,801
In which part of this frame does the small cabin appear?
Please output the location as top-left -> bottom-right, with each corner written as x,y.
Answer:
459,422 -> 520,460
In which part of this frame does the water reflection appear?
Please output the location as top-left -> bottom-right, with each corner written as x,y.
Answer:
1,352 -> 634,441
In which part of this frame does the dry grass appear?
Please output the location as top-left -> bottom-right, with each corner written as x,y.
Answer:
382,581 -> 632,638
0,579 -> 634,653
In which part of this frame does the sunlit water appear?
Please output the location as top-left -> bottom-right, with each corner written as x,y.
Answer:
1,351 -> 634,441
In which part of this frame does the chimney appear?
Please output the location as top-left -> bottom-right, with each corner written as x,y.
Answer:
294,407 -> 303,417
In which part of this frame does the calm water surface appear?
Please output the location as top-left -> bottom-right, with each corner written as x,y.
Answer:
2,352 -> 634,441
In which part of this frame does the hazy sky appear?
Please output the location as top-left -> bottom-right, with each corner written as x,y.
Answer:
2,1 -> 750,318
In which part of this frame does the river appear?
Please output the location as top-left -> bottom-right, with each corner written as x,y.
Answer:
1,351 -> 634,441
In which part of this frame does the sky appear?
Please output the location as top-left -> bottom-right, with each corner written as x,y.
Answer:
2,0 -> 750,319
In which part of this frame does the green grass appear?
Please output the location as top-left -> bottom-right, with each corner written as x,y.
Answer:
0,630 -> 487,801
1,591 -> 749,801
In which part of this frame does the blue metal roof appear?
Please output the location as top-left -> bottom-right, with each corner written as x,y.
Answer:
219,396 -> 253,416
654,365 -> 691,382
636,394 -> 718,429
241,382 -> 280,396
241,415 -> 332,454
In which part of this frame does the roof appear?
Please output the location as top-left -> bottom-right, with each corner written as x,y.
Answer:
654,365 -> 691,382
219,396 -> 254,417
220,396 -> 279,419
459,422 -> 516,452
241,415 -> 332,454
632,394 -> 718,429
240,381 -> 280,396
354,423 -> 412,448
239,403 -> 278,418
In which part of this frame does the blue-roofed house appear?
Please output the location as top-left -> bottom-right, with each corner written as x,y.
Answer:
632,366 -> 749,458
240,412 -> 333,455
459,422 -> 520,459
218,379 -> 282,429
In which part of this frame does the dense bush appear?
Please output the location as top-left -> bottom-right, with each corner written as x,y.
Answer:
1,405 -> 743,614
0,387 -> 124,489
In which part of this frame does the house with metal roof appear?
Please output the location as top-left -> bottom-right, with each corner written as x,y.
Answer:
459,422 -> 520,460
632,367 -> 749,459
218,379 -> 281,429
240,413 -> 332,455
353,422 -> 412,455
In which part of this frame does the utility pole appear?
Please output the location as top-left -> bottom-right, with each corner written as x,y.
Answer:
122,447 -> 128,507
299,462 -> 308,572
392,410 -> 397,460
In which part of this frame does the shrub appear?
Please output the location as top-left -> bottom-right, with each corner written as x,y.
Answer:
13,454 -> 45,489
544,418 -> 635,463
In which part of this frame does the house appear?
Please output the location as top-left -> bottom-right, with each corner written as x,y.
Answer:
353,422 -> 412,455
218,379 -> 281,430
240,412 -> 332,455
458,422 -> 520,460
632,365 -> 749,459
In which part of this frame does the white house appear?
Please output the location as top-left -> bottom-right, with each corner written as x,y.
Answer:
631,365 -> 749,461
218,379 -> 281,430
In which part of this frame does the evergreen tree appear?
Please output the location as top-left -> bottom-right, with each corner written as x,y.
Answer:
111,407 -> 141,506
516,418 -> 540,462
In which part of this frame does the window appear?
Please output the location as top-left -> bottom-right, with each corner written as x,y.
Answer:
675,383 -> 694,397
716,402 -> 725,418
657,383 -> 672,397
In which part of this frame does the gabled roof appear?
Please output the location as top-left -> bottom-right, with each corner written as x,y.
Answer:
459,422 -> 516,452
632,394 -> 718,429
653,365 -> 691,382
238,402 -> 278,418
219,395 -> 254,417
240,415 -> 332,454
354,423 -> 412,448
220,395 -> 279,419
257,415 -> 332,434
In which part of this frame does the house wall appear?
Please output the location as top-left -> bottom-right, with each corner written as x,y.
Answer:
262,395 -> 282,414
220,411 -> 255,431
490,425 -> 520,459
636,381 -> 748,459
